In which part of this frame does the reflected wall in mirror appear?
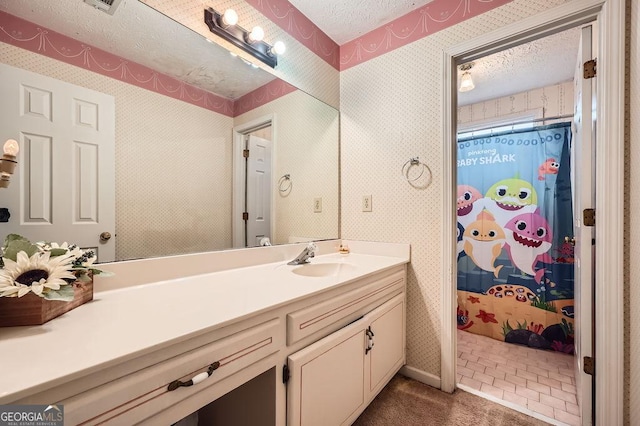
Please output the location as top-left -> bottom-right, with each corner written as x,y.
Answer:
0,0 -> 339,262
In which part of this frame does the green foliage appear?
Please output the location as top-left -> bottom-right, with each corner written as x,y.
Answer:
560,318 -> 574,337
501,320 -> 513,337
530,296 -> 557,312
516,319 -> 528,330
2,234 -> 38,262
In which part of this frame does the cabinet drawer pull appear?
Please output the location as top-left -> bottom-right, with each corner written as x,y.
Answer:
167,361 -> 220,391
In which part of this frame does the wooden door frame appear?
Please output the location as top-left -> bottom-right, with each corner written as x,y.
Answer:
441,0 -> 625,423
232,114 -> 277,248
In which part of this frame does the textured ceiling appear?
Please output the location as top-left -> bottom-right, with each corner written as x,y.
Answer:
0,0 -> 580,104
0,0 -> 276,99
457,27 -> 581,106
288,0 -> 435,45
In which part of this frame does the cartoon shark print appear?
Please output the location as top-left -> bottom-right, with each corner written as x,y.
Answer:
463,210 -> 505,278
457,185 -> 485,228
504,211 -> 554,283
538,158 -> 560,180
457,222 -> 466,261
484,178 -> 538,227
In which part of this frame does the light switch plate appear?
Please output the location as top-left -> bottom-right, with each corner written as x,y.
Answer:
314,197 -> 322,213
362,195 -> 372,212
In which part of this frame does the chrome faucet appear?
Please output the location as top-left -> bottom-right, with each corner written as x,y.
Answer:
287,243 -> 317,265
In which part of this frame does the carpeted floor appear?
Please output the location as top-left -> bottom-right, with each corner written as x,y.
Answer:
352,375 -> 549,425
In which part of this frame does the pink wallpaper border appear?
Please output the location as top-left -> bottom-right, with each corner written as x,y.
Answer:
339,0 -> 513,71
234,77 -> 297,116
0,11 -> 235,117
245,0 -> 340,70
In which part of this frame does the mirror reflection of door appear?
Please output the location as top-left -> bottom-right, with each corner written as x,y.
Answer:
0,63 -> 116,262
245,133 -> 272,247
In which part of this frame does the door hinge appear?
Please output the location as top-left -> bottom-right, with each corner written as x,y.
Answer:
584,59 -> 597,79
584,356 -> 595,376
243,149 -> 250,158
242,212 -> 248,221
282,364 -> 290,384
583,208 -> 595,226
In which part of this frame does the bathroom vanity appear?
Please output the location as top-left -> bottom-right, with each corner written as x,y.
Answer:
0,240 -> 409,425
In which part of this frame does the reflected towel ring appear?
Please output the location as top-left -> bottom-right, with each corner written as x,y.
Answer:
278,174 -> 292,193
402,157 -> 427,182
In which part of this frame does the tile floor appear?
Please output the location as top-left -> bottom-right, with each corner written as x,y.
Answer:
457,329 -> 580,426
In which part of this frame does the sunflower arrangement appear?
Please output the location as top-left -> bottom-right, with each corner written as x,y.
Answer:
0,234 -> 104,301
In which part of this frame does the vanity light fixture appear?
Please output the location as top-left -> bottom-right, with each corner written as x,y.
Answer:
459,63 -> 475,92
204,8 -> 284,68
0,139 -> 19,189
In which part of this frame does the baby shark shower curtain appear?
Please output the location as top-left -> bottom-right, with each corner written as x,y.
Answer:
456,123 -> 575,353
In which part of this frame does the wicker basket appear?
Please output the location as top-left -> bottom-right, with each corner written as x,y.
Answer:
0,280 -> 93,327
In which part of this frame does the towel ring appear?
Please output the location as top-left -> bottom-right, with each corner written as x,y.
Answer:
278,174 -> 292,193
402,157 -> 427,182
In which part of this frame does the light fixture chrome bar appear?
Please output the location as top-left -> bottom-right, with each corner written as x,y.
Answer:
204,8 -> 277,68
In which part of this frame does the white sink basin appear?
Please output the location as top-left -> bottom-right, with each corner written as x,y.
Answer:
291,262 -> 357,277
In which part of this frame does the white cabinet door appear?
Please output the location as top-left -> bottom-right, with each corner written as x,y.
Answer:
366,295 -> 405,395
287,321 -> 367,426
0,63 -> 115,261
287,293 -> 406,426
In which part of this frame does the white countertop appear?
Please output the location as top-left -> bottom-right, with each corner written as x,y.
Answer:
0,248 -> 408,403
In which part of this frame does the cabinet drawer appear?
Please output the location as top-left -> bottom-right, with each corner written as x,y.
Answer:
287,269 -> 404,345
62,318 -> 281,425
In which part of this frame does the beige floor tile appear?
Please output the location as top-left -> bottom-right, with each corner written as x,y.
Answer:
527,399 -> 555,418
515,385 -> 539,401
550,387 -> 577,404
457,330 -> 579,423
539,393 -> 566,410
480,382 -> 504,399
538,375 -> 563,390
472,371 -> 495,386
554,408 -> 582,426
526,380 -> 551,395
503,390 -> 528,406
492,378 -> 516,393
460,375 -> 483,391
504,373 -> 527,387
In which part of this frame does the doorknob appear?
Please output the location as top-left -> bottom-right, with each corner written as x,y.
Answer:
564,236 -> 575,246
100,232 -> 112,242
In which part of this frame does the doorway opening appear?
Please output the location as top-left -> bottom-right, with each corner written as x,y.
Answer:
453,26 -> 587,426
232,115 -> 275,248
442,1 -> 625,424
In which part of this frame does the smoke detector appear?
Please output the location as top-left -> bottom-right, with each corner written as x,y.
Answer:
83,0 -> 123,15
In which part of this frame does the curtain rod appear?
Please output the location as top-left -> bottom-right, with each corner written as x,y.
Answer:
458,114 -> 574,135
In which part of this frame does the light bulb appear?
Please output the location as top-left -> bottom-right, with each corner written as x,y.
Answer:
222,9 -> 238,26
459,72 -> 475,92
270,41 -> 286,55
3,139 -> 19,156
248,26 -> 264,42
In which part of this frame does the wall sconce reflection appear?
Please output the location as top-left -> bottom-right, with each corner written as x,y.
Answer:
0,139 -> 19,189
204,8 -> 285,68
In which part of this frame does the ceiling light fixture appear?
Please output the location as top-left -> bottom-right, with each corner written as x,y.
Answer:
204,8 -> 283,68
459,63 -> 475,92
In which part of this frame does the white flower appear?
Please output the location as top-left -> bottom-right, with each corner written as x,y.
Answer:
0,251 -> 77,298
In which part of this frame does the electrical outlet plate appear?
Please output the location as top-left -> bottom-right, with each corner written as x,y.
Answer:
362,195 -> 372,212
314,197 -> 322,213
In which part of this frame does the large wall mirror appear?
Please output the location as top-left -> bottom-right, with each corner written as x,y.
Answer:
0,0 -> 339,262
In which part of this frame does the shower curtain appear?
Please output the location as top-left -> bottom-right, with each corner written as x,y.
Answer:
456,123 -> 575,353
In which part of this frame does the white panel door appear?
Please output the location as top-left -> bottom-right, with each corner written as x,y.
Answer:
0,63 -> 115,261
246,135 -> 272,247
572,24 -> 596,423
